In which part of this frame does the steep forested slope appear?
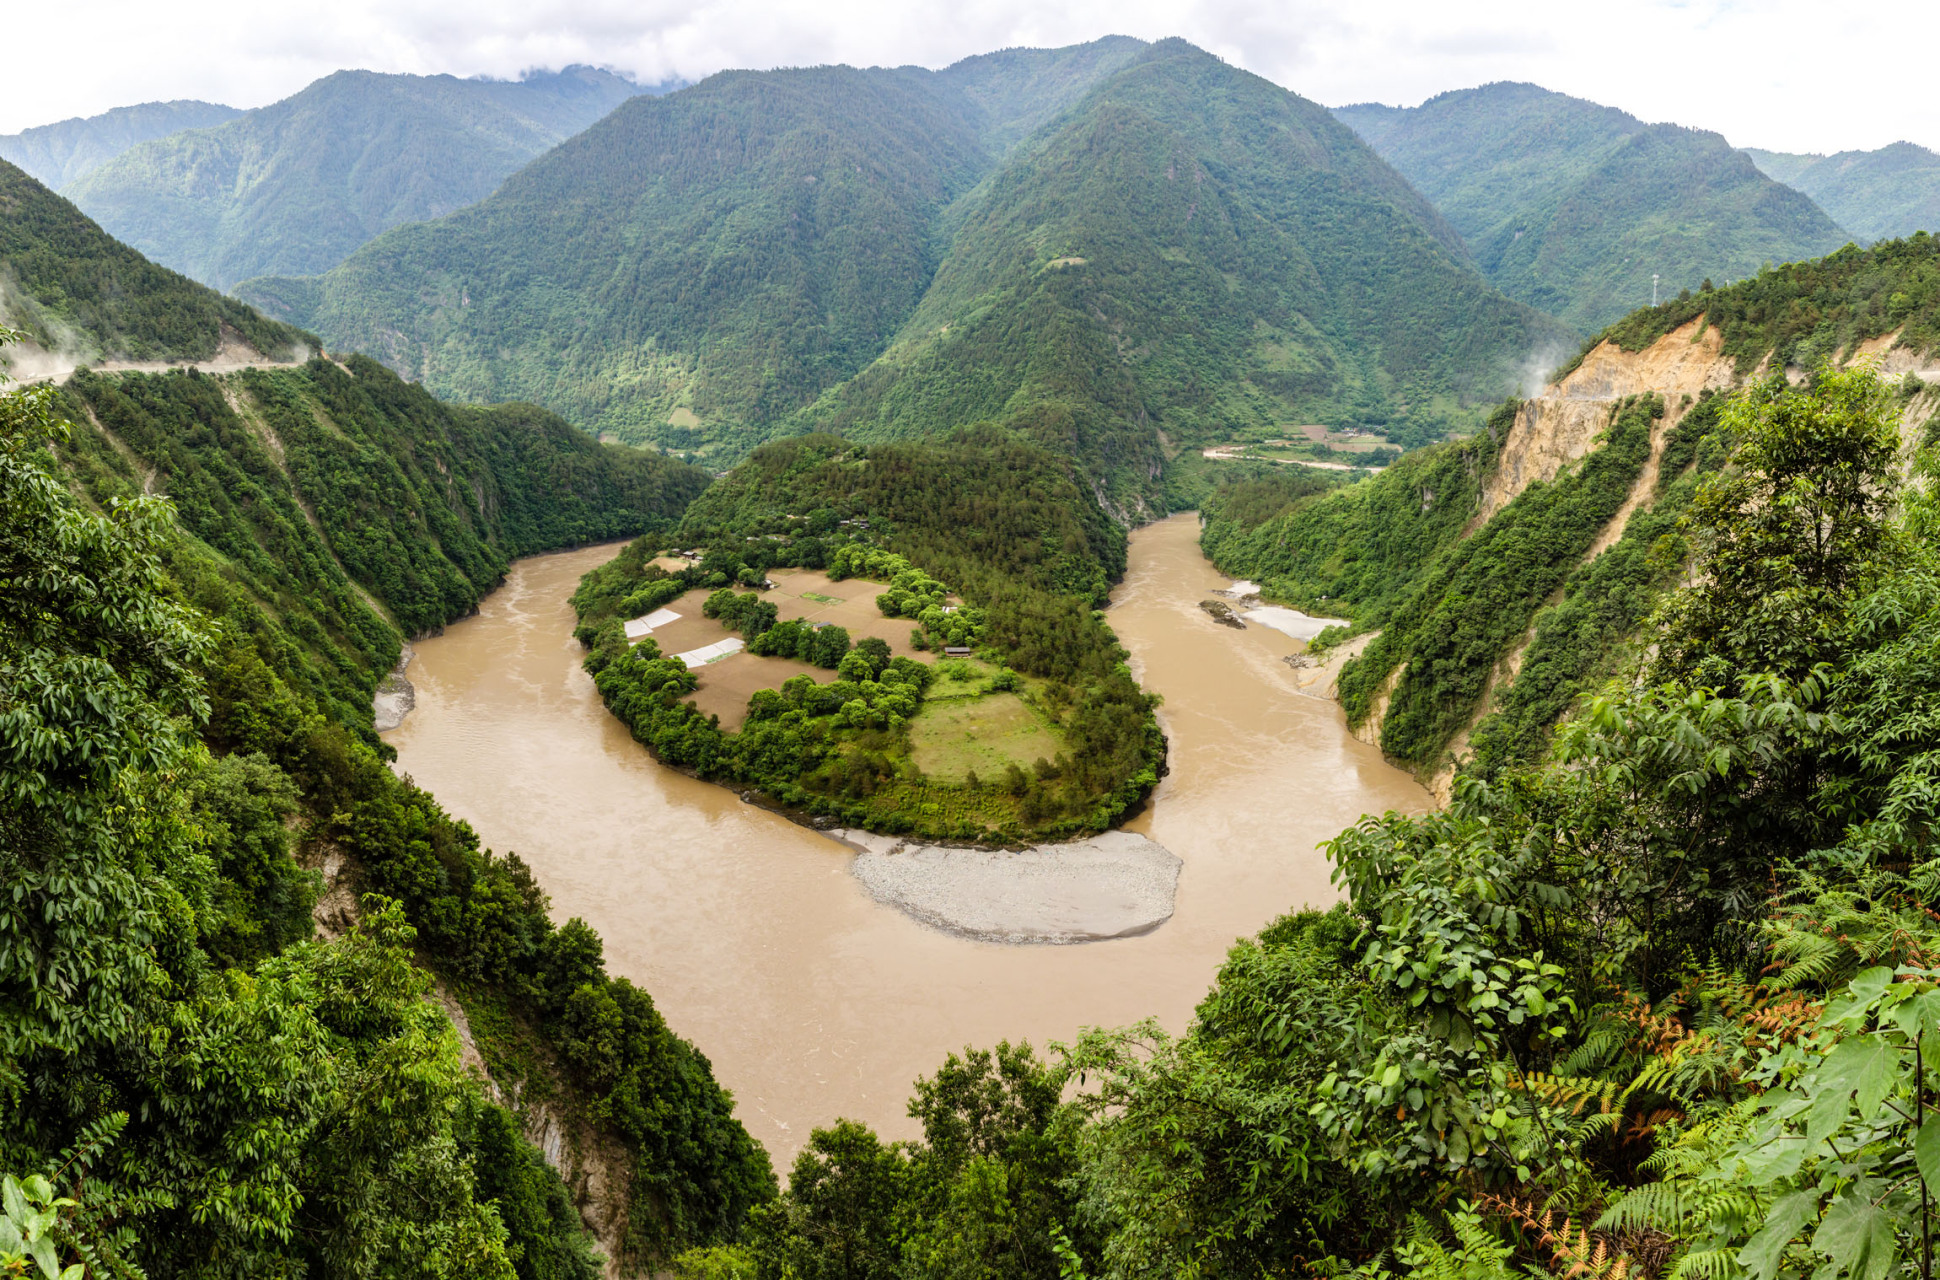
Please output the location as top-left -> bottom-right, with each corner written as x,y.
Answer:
0,158 -> 312,363
0,98 -> 240,188
809,41 -> 1558,513
680,362 -> 1940,1280
1586,232 -> 1940,370
66,66 -> 651,288
1748,140 -> 1940,242
57,355 -> 707,725
5,353 -> 768,1274
1335,82 -> 1852,329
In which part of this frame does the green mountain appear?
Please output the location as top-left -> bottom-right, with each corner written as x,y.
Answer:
0,157 -> 312,364
806,41 -> 1559,511
1334,82 -> 1853,329
240,39 -> 1559,513
241,60 -> 993,455
0,98 -> 241,188
1747,141 -> 1940,241
64,66 -> 654,289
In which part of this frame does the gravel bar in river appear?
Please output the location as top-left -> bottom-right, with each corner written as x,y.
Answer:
831,829 -> 1183,943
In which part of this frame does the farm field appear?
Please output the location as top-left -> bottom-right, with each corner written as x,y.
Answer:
909,692 -> 1067,784
626,571 -> 938,728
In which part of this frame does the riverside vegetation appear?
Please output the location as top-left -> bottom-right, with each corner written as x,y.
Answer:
571,433 -> 1163,841
660,360 -> 1940,1280
16,40 -> 1940,1280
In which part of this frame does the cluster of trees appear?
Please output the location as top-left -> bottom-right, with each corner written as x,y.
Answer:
703,589 -> 781,639
672,360 -> 1940,1280
1,341 -> 769,1276
747,620 -> 853,668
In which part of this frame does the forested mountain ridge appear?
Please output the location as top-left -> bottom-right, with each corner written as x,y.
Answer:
0,98 -> 241,188
1202,234 -> 1940,794
807,39 -> 1559,515
1747,140 -> 1940,242
65,65 -> 656,289
244,62 -> 996,458
0,177 -> 777,1273
0,158 -> 315,368
241,37 -> 1559,516
1334,81 -> 1853,329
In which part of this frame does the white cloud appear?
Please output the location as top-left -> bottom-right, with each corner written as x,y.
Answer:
3,0 -> 1936,156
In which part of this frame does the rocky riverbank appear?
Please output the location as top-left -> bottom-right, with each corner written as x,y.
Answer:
373,646 -> 416,731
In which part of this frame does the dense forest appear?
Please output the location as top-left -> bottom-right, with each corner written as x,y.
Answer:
240,37 -> 1557,509
802,39 -> 1562,511
68,67 -> 652,290
0,160 -> 313,364
1335,83 -> 1852,330
0,331 -> 774,1277
572,432 -> 1162,841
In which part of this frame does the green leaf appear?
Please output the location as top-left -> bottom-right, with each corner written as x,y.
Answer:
1849,1038 -> 1901,1121
1739,1189 -> 1818,1280
1811,1190 -> 1897,1280
1,1176 -> 26,1227
1918,1116 -> 1940,1194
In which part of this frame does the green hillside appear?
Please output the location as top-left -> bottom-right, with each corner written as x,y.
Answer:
65,66 -> 650,289
0,98 -> 240,188
1748,140 -> 1940,241
241,39 -> 1557,514
1336,82 -> 1853,329
809,41 -> 1558,514
0,157 -> 313,363
242,62 -> 996,457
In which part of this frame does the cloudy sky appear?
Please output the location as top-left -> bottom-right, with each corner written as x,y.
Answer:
4,0 -> 1934,154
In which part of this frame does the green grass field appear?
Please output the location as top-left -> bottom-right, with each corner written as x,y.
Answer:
908,692 -> 1066,783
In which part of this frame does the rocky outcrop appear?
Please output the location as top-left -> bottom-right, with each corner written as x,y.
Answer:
1477,319 -> 1739,524
1199,599 -> 1246,628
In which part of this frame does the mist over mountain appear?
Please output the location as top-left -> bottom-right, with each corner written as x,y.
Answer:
0,99 -> 241,189
238,38 -> 1560,512
1335,82 -> 1853,330
1747,141 -> 1940,242
63,66 -> 662,289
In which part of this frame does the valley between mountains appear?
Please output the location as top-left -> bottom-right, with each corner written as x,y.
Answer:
10,28 -> 1940,1280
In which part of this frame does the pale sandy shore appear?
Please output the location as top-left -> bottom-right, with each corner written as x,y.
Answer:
829,829 -> 1183,944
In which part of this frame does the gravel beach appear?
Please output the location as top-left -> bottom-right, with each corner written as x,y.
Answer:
831,829 -> 1183,944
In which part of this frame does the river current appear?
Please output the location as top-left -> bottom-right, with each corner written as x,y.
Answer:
383,512 -> 1428,1166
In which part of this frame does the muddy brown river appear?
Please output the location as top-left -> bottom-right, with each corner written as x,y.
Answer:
384,512 -> 1428,1167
